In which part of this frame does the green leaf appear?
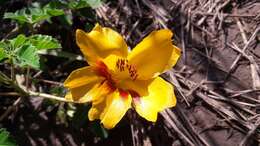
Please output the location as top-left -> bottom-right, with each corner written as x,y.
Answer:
0,128 -> 16,146
0,47 -> 7,61
0,42 -> 8,61
68,0 -> 103,9
9,34 -> 27,48
16,45 -> 40,69
0,34 -> 61,69
50,86 -> 65,96
4,9 -> 29,24
29,34 -> 61,50
45,7 -> 64,16
4,6 -> 64,24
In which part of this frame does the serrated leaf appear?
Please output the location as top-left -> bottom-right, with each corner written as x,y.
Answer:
0,48 -> 7,61
0,42 -> 8,61
4,5 -> 64,24
4,9 -> 29,24
0,128 -> 16,146
1,34 -> 61,68
29,34 -> 61,50
16,45 -> 40,69
45,7 -> 64,16
9,34 -> 27,48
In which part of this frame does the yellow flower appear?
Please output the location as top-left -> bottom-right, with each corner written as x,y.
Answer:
64,24 -> 180,129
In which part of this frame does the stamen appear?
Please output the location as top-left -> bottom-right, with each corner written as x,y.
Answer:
116,59 -> 138,80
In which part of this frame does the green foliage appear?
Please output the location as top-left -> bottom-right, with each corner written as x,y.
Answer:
68,0 -> 103,9
4,5 -> 64,24
4,0 -> 103,25
0,48 -> 6,61
9,34 -> 27,49
0,34 -> 61,69
48,0 -> 103,9
15,45 -> 39,69
29,35 -> 62,50
50,86 -> 65,96
0,128 -> 16,146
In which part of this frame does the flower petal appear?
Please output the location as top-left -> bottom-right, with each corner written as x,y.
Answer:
87,80 -> 115,104
120,78 -> 153,96
88,97 -> 105,121
128,29 -> 181,79
64,66 -> 105,103
133,77 -> 176,122
64,66 -> 102,89
88,90 -> 132,129
76,24 -> 128,65
65,83 -> 97,103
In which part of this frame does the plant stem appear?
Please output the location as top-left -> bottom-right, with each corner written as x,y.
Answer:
28,91 -> 71,102
0,71 -> 70,103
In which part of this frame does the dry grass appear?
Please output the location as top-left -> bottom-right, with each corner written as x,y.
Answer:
95,0 -> 260,145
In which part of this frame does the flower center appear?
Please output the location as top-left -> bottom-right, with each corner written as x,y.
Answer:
94,60 -> 140,99
116,58 -> 138,80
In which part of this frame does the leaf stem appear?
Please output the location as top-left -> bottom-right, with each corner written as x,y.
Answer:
0,71 -> 70,102
28,91 -> 71,102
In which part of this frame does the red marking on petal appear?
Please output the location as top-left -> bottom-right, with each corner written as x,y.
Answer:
115,59 -> 138,80
94,60 -> 117,92
95,60 -> 110,78
128,90 -> 140,98
119,89 -> 129,99
128,90 -> 140,103
106,80 -> 116,92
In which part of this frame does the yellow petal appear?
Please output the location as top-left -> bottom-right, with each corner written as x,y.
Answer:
86,80 -> 115,104
128,29 -> 181,79
87,81 -> 117,120
76,24 -> 128,65
133,77 -> 176,122
120,78 -> 153,96
88,90 -> 132,129
88,96 -> 106,121
65,83 -> 97,103
64,66 -> 102,89
65,91 -> 73,101
64,66 -> 105,103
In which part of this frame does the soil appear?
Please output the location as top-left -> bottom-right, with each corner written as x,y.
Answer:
0,0 -> 260,146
